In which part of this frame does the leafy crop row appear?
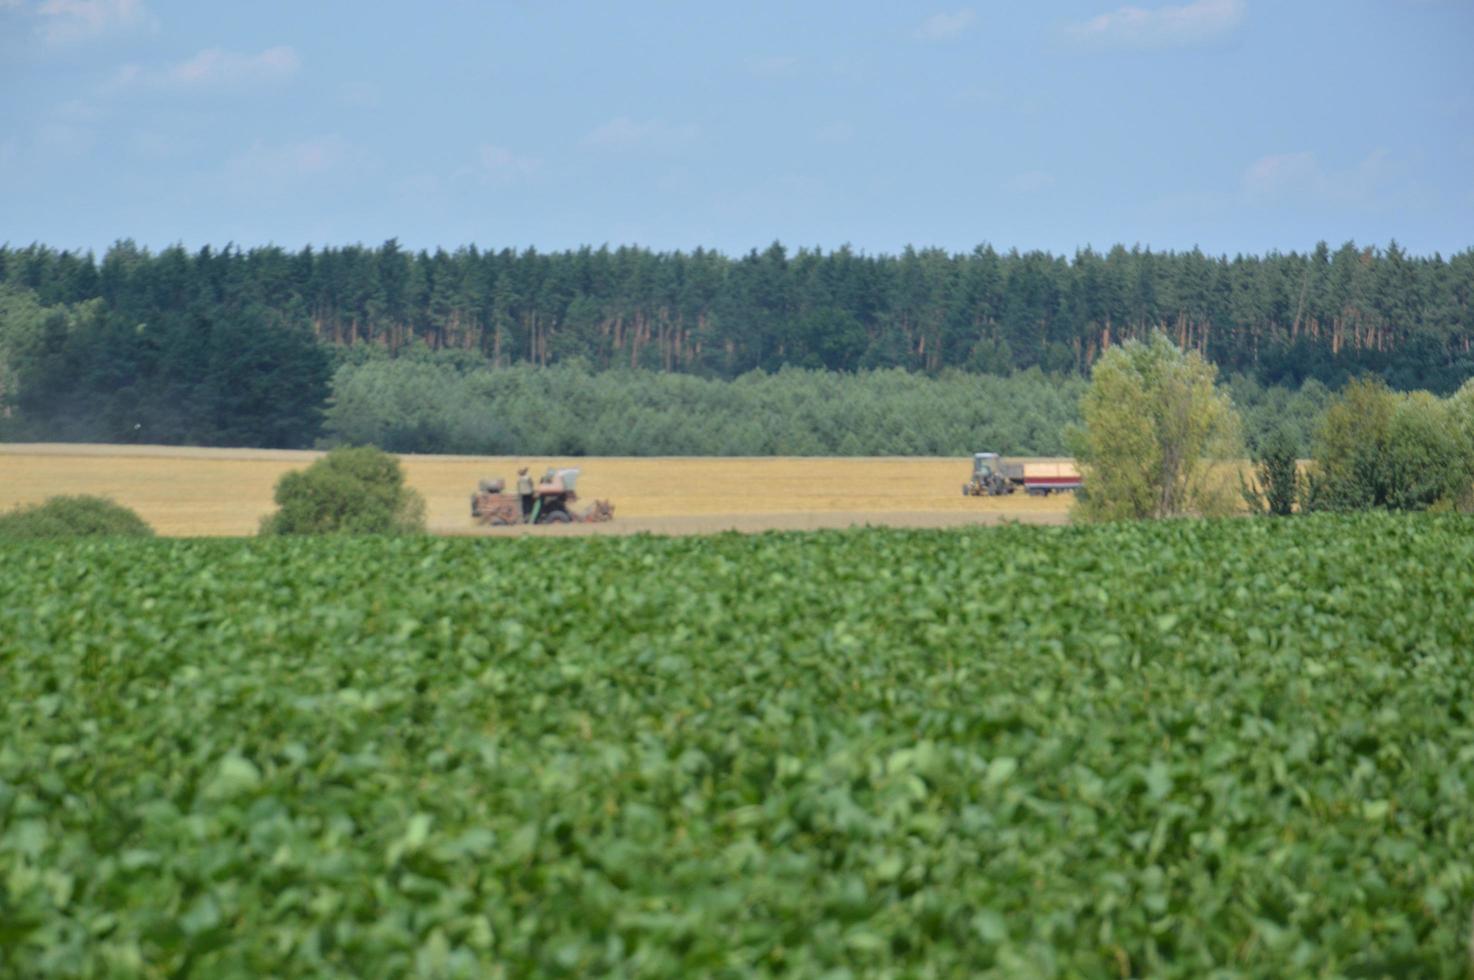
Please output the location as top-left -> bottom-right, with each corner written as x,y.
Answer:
2,515 -> 1472,976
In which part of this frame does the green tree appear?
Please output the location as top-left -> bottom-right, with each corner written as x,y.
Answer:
260,446 -> 426,535
202,305 -> 331,448
1303,377 -> 1398,511
1305,378 -> 1474,511
1449,377 -> 1474,446
1068,332 -> 1244,521
1241,425 -> 1299,516
1384,392 -> 1474,510
0,285 -> 52,426
1449,378 -> 1474,510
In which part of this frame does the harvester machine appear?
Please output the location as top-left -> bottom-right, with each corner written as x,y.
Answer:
470,467 -> 615,526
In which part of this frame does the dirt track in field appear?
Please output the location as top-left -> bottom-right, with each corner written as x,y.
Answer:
0,444 -> 1075,537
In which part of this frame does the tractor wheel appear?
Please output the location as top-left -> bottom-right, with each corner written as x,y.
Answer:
544,510 -> 572,524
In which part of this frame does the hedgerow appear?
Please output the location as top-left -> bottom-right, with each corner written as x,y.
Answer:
1,514 -> 1471,975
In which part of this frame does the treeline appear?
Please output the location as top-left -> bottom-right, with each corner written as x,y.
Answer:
0,285 -> 327,447
323,347 -> 1332,458
325,354 -> 1087,457
0,277 -> 1369,456
3,238 -> 1473,390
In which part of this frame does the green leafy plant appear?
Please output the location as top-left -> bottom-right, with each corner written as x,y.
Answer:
258,445 -> 426,535
2,515 -> 1472,975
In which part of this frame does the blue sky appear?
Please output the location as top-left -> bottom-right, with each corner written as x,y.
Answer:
2,0 -> 1471,258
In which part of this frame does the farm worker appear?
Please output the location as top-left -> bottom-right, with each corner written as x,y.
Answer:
516,467 -> 534,521
538,468 -> 564,494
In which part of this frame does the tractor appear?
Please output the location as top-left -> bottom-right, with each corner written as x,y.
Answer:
964,452 -> 1082,496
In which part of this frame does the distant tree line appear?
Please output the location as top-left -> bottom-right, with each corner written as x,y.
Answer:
320,345 -> 1338,458
0,238 -> 1469,452
4,237 -> 1472,388
0,282 -> 327,448
324,353 -> 1087,457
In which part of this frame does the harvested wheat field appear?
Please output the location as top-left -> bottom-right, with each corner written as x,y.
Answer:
0,444 -> 1074,536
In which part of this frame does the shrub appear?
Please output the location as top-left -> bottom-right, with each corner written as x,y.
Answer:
259,446 -> 426,535
1305,378 -> 1474,511
0,495 -> 154,538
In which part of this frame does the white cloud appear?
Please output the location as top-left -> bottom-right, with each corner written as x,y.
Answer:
584,116 -> 698,153
224,135 -> 348,190
1242,149 -> 1393,205
1066,0 -> 1244,50
476,143 -> 540,179
36,0 -> 155,43
170,46 -> 299,86
915,9 -> 976,42
112,45 -> 300,91
1007,170 -> 1056,193
1242,151 -> 1318,199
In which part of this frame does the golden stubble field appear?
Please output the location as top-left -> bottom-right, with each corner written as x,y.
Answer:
0,444 -> 1074,537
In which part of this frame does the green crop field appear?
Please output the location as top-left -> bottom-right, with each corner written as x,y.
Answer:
3,515 -> 1473,977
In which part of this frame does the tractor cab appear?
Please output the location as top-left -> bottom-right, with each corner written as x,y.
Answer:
972,452 -> 1000,480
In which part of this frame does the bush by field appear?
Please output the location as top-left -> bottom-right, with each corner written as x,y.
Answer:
1306,378 -> 1474,511
0,494 -> 153,538
2,515 -> 1471,975
259,445 -> 426,535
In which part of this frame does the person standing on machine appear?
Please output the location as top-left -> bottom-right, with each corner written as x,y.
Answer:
516,467 -> 535,522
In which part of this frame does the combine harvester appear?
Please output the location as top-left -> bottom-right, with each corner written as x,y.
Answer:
471,467 -> 614,526
963,452 -> 1082,497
